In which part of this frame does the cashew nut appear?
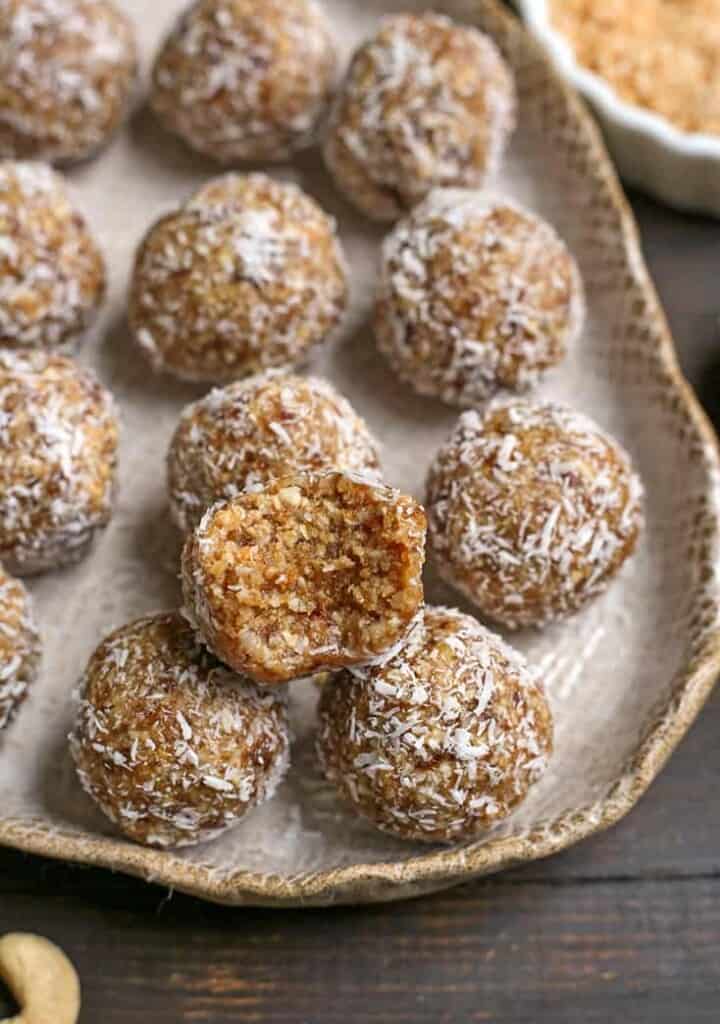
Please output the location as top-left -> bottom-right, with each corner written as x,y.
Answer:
0,933 -> 80,1024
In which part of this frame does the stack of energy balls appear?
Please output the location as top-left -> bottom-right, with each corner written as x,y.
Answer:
0,0 -> 644,851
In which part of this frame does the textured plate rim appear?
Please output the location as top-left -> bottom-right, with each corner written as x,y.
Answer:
2,0 -> 720,907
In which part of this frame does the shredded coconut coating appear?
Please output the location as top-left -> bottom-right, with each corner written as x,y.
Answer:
375,190 -> 585,406
167,371 -> 382,535
317,605 -> 553,843
0,349 -> 119,575
151,0 -> 337,163
426,400 -> 644,628
323,13 -> 515,222
69,611 -> 290,849
0,0 -> 138,165
181,470 -> 426,685
0,563 -> 41,731
0,161 -> 105,350
129,173 -> 348,383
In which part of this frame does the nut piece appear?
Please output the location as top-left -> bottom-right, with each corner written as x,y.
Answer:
0,932 -> 80,1024
0,0 -> 138,165
69,611 -> 290,848
426,400 -> 644,628
0,563 -> 41,732
151,0 -> 337,163
182,471 -> 427,685
0,350 -> 119,575
375,190 -> 585,405
129,173 -> 348,383
323,13 -> 515,221
317,605 -> 553,843
167,371 -> 382,534
0,161 -> 105,351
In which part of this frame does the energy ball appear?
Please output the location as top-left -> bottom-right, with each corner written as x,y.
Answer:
323,13 -> 515,222
375,190 -> 585,405
317,605 -> 553,843
167,371 -> 382,534
151,0 -> 337,163
0,564 -> 41,731
182,471 -> 426,685
0,161 -> 105,350
0,350 -> 118,575
69,611 -> 290,848
0,0 -> 138,165
185,171 -> 255,211
129,173 -> 348,383
426,400 -> 644,628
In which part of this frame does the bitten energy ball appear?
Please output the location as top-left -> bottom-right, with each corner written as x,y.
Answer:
0,0 -> 138,164
69,612 -> 290,848
168,372 -> 382,534
0,350 -> 118,575
323,13 -> 515,222
0,161 -> 105,350
129,173 -> 348,383
0,564 -> 41,731
426,400 -> 644,628
376,190 -> 585,405
182,471 -> 426,685
317,605 -> 553,843
151,0 -> 337,163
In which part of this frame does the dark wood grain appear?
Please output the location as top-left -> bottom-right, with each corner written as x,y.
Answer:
0,195 -> 719,1024
0,848 -> 718,1023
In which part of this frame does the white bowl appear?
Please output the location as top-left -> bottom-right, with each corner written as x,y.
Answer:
516,0 -> 720,216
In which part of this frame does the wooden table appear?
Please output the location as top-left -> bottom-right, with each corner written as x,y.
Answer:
1,192 -> 719,1023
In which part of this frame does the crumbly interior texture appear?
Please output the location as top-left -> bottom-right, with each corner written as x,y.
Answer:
0,349 -> 118,575
0,161 -> 105,349
182,471 -> 426,685
69,611 -> 290,848
129,173 -> 348,382
0,564 -> 41,731
0,0 -> 138,164
151,0 -> 337,163
323,12 -> 515,222
317,605 -> 553,843
167,371 -> 382,533
551,0 -> 720,136
426,400 -> 644,628
376,189 -> 584,406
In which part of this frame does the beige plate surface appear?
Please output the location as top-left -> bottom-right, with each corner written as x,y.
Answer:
1,0 -> 720,907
